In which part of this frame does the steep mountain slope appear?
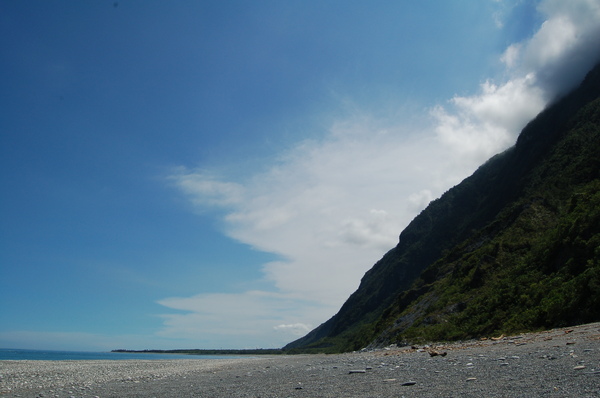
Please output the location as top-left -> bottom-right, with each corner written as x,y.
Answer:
285,63 -> 600,353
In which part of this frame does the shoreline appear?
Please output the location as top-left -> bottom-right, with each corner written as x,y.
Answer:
2,322 -> 598,397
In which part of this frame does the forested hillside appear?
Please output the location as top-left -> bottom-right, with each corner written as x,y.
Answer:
285,63 -> 600,353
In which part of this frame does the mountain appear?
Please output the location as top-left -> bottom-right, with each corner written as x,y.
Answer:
285,63 -> 600,353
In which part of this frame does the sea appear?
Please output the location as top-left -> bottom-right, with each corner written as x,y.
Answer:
0,348 -> 234,361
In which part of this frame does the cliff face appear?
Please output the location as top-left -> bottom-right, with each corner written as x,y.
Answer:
285,64 -> 600,353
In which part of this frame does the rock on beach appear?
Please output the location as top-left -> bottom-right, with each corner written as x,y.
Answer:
1,322 -> 599,397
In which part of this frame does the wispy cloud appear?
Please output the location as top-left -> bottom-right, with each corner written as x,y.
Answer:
273,323 -> 312,336
157,291 -> 324,348
169,167 -> 244,208
161,0 -> 600,347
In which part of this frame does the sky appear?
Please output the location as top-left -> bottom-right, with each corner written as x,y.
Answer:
1,0 -> 599,351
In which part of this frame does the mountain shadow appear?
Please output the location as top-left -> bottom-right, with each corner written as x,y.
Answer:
284,63 -> 600,353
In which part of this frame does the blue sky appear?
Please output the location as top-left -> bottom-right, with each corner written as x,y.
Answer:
1,0 -> 599,351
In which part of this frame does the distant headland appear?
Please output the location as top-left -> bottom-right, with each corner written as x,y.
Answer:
111,348 -> 284,356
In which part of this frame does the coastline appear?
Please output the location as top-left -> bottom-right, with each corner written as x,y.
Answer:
2,322 -> 598,397
0,349 -> 238,361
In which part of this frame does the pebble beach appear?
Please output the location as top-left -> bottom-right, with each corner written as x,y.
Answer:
2,322 -> 599,397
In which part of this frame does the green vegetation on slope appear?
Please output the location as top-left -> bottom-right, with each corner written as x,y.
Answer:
285,63 -> 600,353
375,99 -> 600,344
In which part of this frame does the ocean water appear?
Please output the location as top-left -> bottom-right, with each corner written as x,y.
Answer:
0,348 -> 233,361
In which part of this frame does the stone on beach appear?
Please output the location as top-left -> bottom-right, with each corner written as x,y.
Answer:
1,322 -> 598,398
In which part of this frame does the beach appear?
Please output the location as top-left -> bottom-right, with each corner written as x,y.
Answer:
1,322 -> 598,397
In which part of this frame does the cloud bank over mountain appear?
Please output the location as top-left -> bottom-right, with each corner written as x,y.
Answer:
163,0 -> 600,348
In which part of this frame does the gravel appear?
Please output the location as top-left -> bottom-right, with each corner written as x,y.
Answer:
1,322 -> 599,397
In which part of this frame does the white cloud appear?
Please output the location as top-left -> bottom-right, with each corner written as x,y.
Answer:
157,291 -> 326,348
434,0 -> 600,167
505,0 -> 600,97
162,0 -> 600,347
408,190 -> 434,212
338,209 -> 400,250
432,73 -> 546,165
501,43 -> 521,68
273,323 -> 312,336
168,167 -> 244,208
